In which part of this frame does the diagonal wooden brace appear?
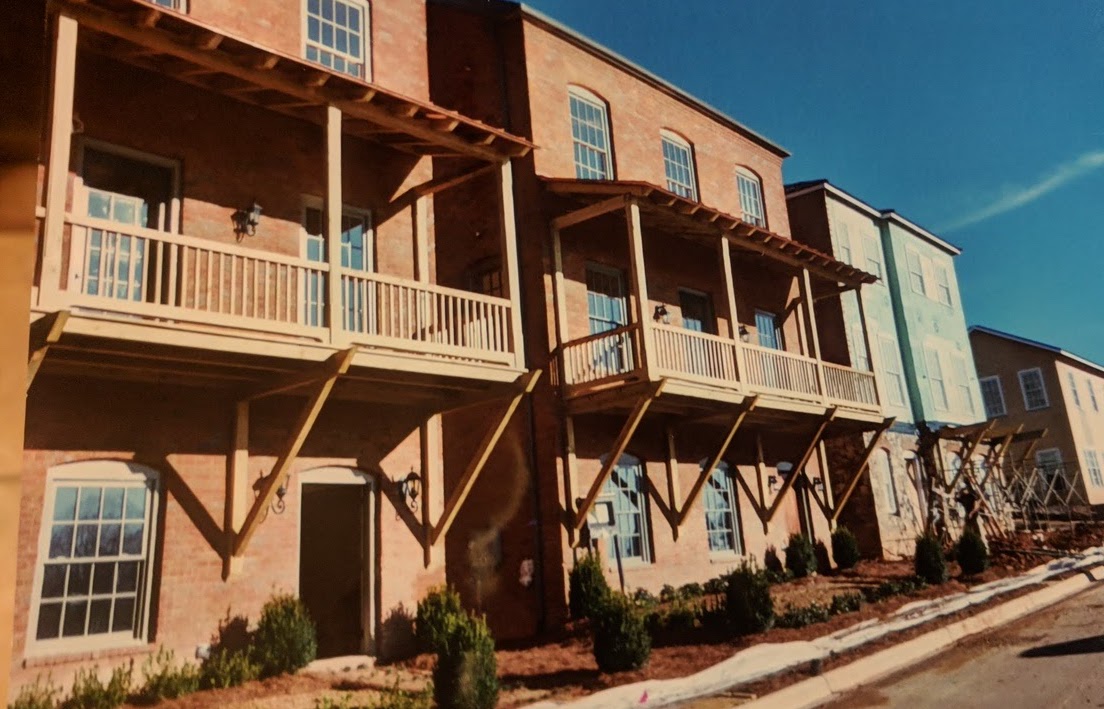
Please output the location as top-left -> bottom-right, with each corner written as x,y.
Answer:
831,417 -> 895,523
765,407 -> 837,523
572,379 -> 667,530
27,310 -> 69,391
233,347 -> 356,557
428,369 -> 542,547
946,420 -> 996,492
675,396 -> 758,527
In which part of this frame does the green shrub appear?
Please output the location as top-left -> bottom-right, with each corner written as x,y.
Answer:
646,599 -> 698,635
60,664 -> 132,709
9,675 -> 62,709
914,533 -> 948,585
784,533 -> 818,578
631,588 -> 659,609
957,529 -> 989,576
724,561 -> 774,635
775,602 -> 831,629
432,612 -> 498,709
568,552 -> 610,620
199,647 -> 259,690
829,592 -> 863,616
831,527 -> 862,570
592,593 -> 651,673
135,647 -> 200,703
252,594 -> 318,678
763,547 -> 785,577
677,582 -> 704,600
658,584 -> 677,603
703,575 -> 727,595
863,576 -> 926,603
416,586 -> 465,653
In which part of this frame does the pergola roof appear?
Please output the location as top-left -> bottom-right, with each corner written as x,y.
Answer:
57,0 -> 534,161
543,178 -> 879,287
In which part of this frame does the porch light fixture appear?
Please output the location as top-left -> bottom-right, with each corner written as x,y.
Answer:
399,469 -> 422,512
273,481 -> 288,514
232,200 -> 263,238
777,461 -> 794,479
653,304 -> 670,324
739,325 -> 751,343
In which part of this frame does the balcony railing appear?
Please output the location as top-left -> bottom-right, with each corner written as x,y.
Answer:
56,215 -> 516,365
557,322 -> 879,410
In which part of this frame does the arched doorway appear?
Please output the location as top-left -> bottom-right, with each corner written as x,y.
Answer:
298,467 -> 375,658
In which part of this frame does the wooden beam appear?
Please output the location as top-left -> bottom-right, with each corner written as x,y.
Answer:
626,200 -> 652,376
245,350 -> 357,400
947,420 -> 996,492
429,369 -> 541,545
832,417 -> 895,523
222,400 -> 249,580
675,396 -> 758,526
719,237 -> 743,378
325,105 -> 343,343
765,407 -> 837,522
572,379 -> 667,530
386,162 -> 497,213
40,13 -> 78,307
232,348 -> 355,556
663,425 -> 680,537
26,310 -> 69,390
192,30 -> 222,50
497,161 -> 526,370
550,195 -> 627,231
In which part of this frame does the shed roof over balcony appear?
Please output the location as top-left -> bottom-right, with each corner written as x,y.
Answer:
543,177 -> 878,288
53,0 -> 535,161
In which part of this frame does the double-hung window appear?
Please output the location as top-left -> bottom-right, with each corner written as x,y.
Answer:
569,89 -> 612,180
952,354 -> 975,416
933,262 -> 953,305
875,449 -> 899,515
906,248 -> 926,295
1090,379 -> 1100,412
661,132 -> 697,200
1019,368 -> 1050,410
925,345 -> 949,410
863,233 -> 883,279
1068,372 -> 1082,409
305,0 -> 369,79
1086,451 -> 1104,488
979,375 -> 1007,417
835,222 -> 853,265
601,455 -> 652,563
755,310 -> 782,350
736,169 -> 765,227
879,335 -> 907,407
703,463 -> 743,555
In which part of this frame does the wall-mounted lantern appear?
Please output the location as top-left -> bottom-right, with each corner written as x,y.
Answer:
399,469 -> 422,512
653,304 -> 670,325
739,324 -> 751,343
232,200 -> 263,239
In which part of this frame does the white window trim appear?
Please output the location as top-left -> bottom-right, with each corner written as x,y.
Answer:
1085,451 -> 1104,488
924,344 -> 949,411
979,375 -> 1007,417
933,261 -> 953,306
735,167 -> 766,228
299,195 -> 375,270
862,232 -> 883,280
26,461 -> 160,658
1067,372 -> 1082,409
702,461 -> 744,556
878,333 -> 907,408
659,130 -> 698,201
568,86 -> 614,181
1019,367 -> 1050,410
906,247 -> 927,296
302,0 -> 371,81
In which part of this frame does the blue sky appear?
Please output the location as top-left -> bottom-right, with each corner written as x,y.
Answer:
524,0 -> 1104,363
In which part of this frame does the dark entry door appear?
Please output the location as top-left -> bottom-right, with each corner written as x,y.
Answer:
300,484 -> 365,657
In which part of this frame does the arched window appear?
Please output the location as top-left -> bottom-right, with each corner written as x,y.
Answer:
702,461 -> 743,554
31,461 -> 160,650
599,453 -> 651,562
735,167 -> 765,227
568,86 -> 613,180
660,130 -> 698,200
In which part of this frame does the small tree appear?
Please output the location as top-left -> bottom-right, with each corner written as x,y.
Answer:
252,594 -> 318,678
591,593 -> 651,673
915,533 -> 948,585
725,560 -> 774,634
957,529 -> 989,576
432,612 -> 498,709
569,552 -> 610,620
417,586 -> 465,653
784,533 -> 817,578
831,526 -> 862,570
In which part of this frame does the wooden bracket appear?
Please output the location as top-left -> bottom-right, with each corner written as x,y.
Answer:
764,407 -> 837,523
426,370 -> 541,549
551,195 -> 628,232
232,348 -> 356,557
674,396 -> 758,527
831,417 -> 895,523
27,310 -> 69,391
245,349 -> 357,400
571,379 -> 666,531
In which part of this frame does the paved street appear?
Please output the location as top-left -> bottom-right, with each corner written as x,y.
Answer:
825,580 -> 1104,708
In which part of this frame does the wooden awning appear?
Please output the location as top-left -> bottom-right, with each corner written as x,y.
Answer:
542,178 -> 878,287
54,0 -> 534,161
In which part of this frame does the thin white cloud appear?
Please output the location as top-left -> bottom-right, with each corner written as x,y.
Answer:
940,150 -> 1104,232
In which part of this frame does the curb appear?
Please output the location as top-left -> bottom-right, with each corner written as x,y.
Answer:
740,564 -> 1104,709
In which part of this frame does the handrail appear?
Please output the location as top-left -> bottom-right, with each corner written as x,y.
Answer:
560,322 -> 639,349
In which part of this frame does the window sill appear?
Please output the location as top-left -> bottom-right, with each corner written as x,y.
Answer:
709,551 -> 745,565
22,639 -> 155,669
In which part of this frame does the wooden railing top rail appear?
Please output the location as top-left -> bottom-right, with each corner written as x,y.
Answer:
561,323 -> 640,349
340,269 -> 512,308
652,323 -> 738,346
822,361 -> 874,375
741,342 -> 818,364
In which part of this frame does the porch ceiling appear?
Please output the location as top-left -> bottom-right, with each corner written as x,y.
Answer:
54,0 -> 534,161
542,178 -> 878,288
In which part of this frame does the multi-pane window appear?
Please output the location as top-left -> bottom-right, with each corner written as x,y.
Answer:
302,204 -> 372,330
952,354 -> 975,416
305,0 -> 369,79
1068,372 -> 1082,408
586,265 -> 630,377
736,169 -> 765,227
874,449 -> 899,515
569,89 -> 612,180
1090,379 -> 1100,412
1086,451 -> 1104,488
1019,368 -> 1050,410
906,249 -> 926,295
471,260 -> 503,298
661,133 -> 697,200
863,233 -> 883,279
703,463 -> 742,554
148,0 -> 186,10
980,375 -> 1007,417
850,323 -> 870,371
879,335 -> 907,407
925,346 -> 949,410
933,263 -> 953,305
602,455 -> 651,562
33,467 -> 157,647
755,310 -> 782,350
835,222 -> 853,265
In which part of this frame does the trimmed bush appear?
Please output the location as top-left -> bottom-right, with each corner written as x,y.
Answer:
135,647 -> 200,703
914,533 -> 948,585
61,664 -> 133,709
198,647 -> 259,690
432,612 -> 498,709
568,552 -> 610,620
9,675 -> 62,709
831,526 -> 862,570
703,575 -> 728,595
775,602 -> 831,629
863,576 -> 926,603
416,586 -> 465,653
592,593 -> 651,673
784,533 -> 818,578
677,582 -> 704,600
658,584 -> 678,603
724,561 -> 774,635
631,587 -> 659,609
763,547 -> 785,577
252,594 -> 318,678
829,591 -> 863,616
957,529 -> 989,576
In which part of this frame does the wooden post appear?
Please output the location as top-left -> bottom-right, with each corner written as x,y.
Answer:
420,419 -> 438,567
664,425 -> 680,540
551,226 -> 569,384
496,161 -> 525,369
223,401 -> 249,579
719,237 -> 743,380
40,14 -> 78,306
625,200 -> 652,376
799,269 -> 828,400
325,105 -> 343,344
